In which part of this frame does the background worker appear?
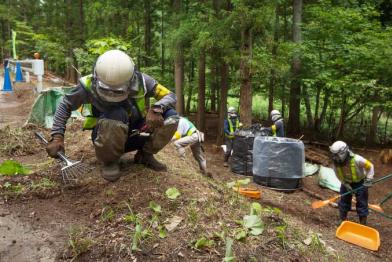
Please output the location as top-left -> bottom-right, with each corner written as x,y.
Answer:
329,141 -> 374,225
267,110 -> 284,137
172,117 -> 209,176
223,106 -> 240,167
46,50 -> 178,182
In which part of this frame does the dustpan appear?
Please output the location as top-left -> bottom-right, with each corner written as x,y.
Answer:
336,221 -> 380,251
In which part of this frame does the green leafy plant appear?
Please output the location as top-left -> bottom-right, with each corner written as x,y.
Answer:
31,178 -> 56,190
158,226 -> 167,239
149,201 -> 162,213
226,178 -> 250,189
165,187 -> 181,200
0,160 -> 30,176
275,224 -> 288,249
3,182 -> 24,194
250,202 -> 262,216
68,227 -> 94,258
243,215 -> 264,236
193,236 -> 215,250
131,223 -> 151,252
223,237 -> 235,262
101,207 -> 115,222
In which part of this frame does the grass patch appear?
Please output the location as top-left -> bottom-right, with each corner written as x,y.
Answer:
68,227 -> 94,258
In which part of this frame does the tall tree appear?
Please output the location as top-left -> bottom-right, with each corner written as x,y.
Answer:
287,0 -> 303,135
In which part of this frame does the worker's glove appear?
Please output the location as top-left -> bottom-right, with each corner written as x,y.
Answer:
146,105 -> 164,130
342,183 -> 353,192
364,178 -> 373,188
46,134 -> 64,158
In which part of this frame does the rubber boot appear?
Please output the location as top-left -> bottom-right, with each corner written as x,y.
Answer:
135,150 -> 167,172
338,211 -> 348,226
101,162 -> 121,182
359,216 -> 367,225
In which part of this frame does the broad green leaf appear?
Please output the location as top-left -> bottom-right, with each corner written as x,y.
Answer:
226,178 -> 250,188
250,202 -> 262,215
159,227 -> 167,239
132,224 -> 142,251
0,160 -> 30,176
165,187 -> 181,199
194,237 -> 214,249
235,230 -> 247,241
149,201 -> 162,213
223,237 -> 235,262
243,215 -> 264,236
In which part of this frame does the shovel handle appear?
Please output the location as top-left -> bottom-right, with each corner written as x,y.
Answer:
339,173 -> 392,199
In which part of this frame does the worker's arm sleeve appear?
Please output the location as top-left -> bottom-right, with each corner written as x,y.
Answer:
51,84 -> 89,136
143,73 -> 176,110
357,155 -> 374,180
224,119 -> 230,135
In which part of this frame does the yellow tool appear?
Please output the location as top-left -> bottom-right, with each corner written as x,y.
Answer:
336,221 -> 380,251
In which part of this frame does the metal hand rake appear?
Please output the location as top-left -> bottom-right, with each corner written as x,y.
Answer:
35,132 -> 91,183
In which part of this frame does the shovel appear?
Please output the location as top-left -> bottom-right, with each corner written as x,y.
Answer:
312,173 -> 392,209
35,132 -> 91,183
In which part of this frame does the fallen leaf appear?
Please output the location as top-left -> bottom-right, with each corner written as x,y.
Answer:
164,216 -> 183,232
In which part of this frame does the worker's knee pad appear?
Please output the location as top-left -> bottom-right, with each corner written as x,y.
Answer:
93,119 -> 129,164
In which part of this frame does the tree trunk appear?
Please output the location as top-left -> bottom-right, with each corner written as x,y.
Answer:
268,5 -> 280,115
186,59 -> 195,114
217,62 -> 229,145
384,112 -> 390,144
144,0 -> 152,67
210,63 -> 217,112
317,89 -> 330,132
287,0 -> 302,136
175,49 -> 184,115
366,106 -> 381,145
302,85 -> 313,128
314,84 -> 321,125
197,51 -> 206,132
239,26 -> 252,127
336,95 -> 347,139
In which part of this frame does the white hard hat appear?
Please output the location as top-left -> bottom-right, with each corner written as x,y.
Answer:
270,110 -> 281,122
95,50 -> 135,102
329,141 -> 349,164
228,107 -> 237,118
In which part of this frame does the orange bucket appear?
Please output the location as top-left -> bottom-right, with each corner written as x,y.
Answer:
336,221 -> 380,251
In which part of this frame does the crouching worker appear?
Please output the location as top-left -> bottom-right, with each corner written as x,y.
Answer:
267,110 -> 284,137
330,141 -> 374,225
172,117 -> 210,176
46,50 -> 179,182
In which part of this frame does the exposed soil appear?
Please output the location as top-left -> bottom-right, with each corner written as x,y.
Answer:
1,78 -> 391,261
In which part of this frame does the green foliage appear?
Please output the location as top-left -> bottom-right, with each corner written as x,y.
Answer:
100,207 -> 115,222
149,201 -> 162,213
68,227 -> 94,258
243,215 -> 264,236
226,178 -> 250,189
0,160 -> 30,176
165,187 -> 181,200
193,236 -> 215,250
31,178 -> 56,190
223,237 -> 236,262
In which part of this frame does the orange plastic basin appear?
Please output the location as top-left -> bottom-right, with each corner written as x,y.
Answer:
336,221 -> 380,251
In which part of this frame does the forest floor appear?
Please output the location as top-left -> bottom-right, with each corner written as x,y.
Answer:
0,79 -> 391,262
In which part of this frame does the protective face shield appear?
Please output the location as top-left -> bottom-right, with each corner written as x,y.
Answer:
270,110 -> 281,122
94,50 -> 135,103
329,141 -> 349,164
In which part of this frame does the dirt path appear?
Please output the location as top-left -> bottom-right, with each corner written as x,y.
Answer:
0,206 -> 59,261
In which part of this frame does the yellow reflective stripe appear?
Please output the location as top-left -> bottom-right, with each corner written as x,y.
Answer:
350,157 -> 359,182
83,116 -> 97,130
173,131 -> 181,140
364,160 -> 372,170
154,83 -> 171,100
336,166 -> 345,181
80,75 -> 92,91
271,124 -> 277,137
187,127 -> 196,136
